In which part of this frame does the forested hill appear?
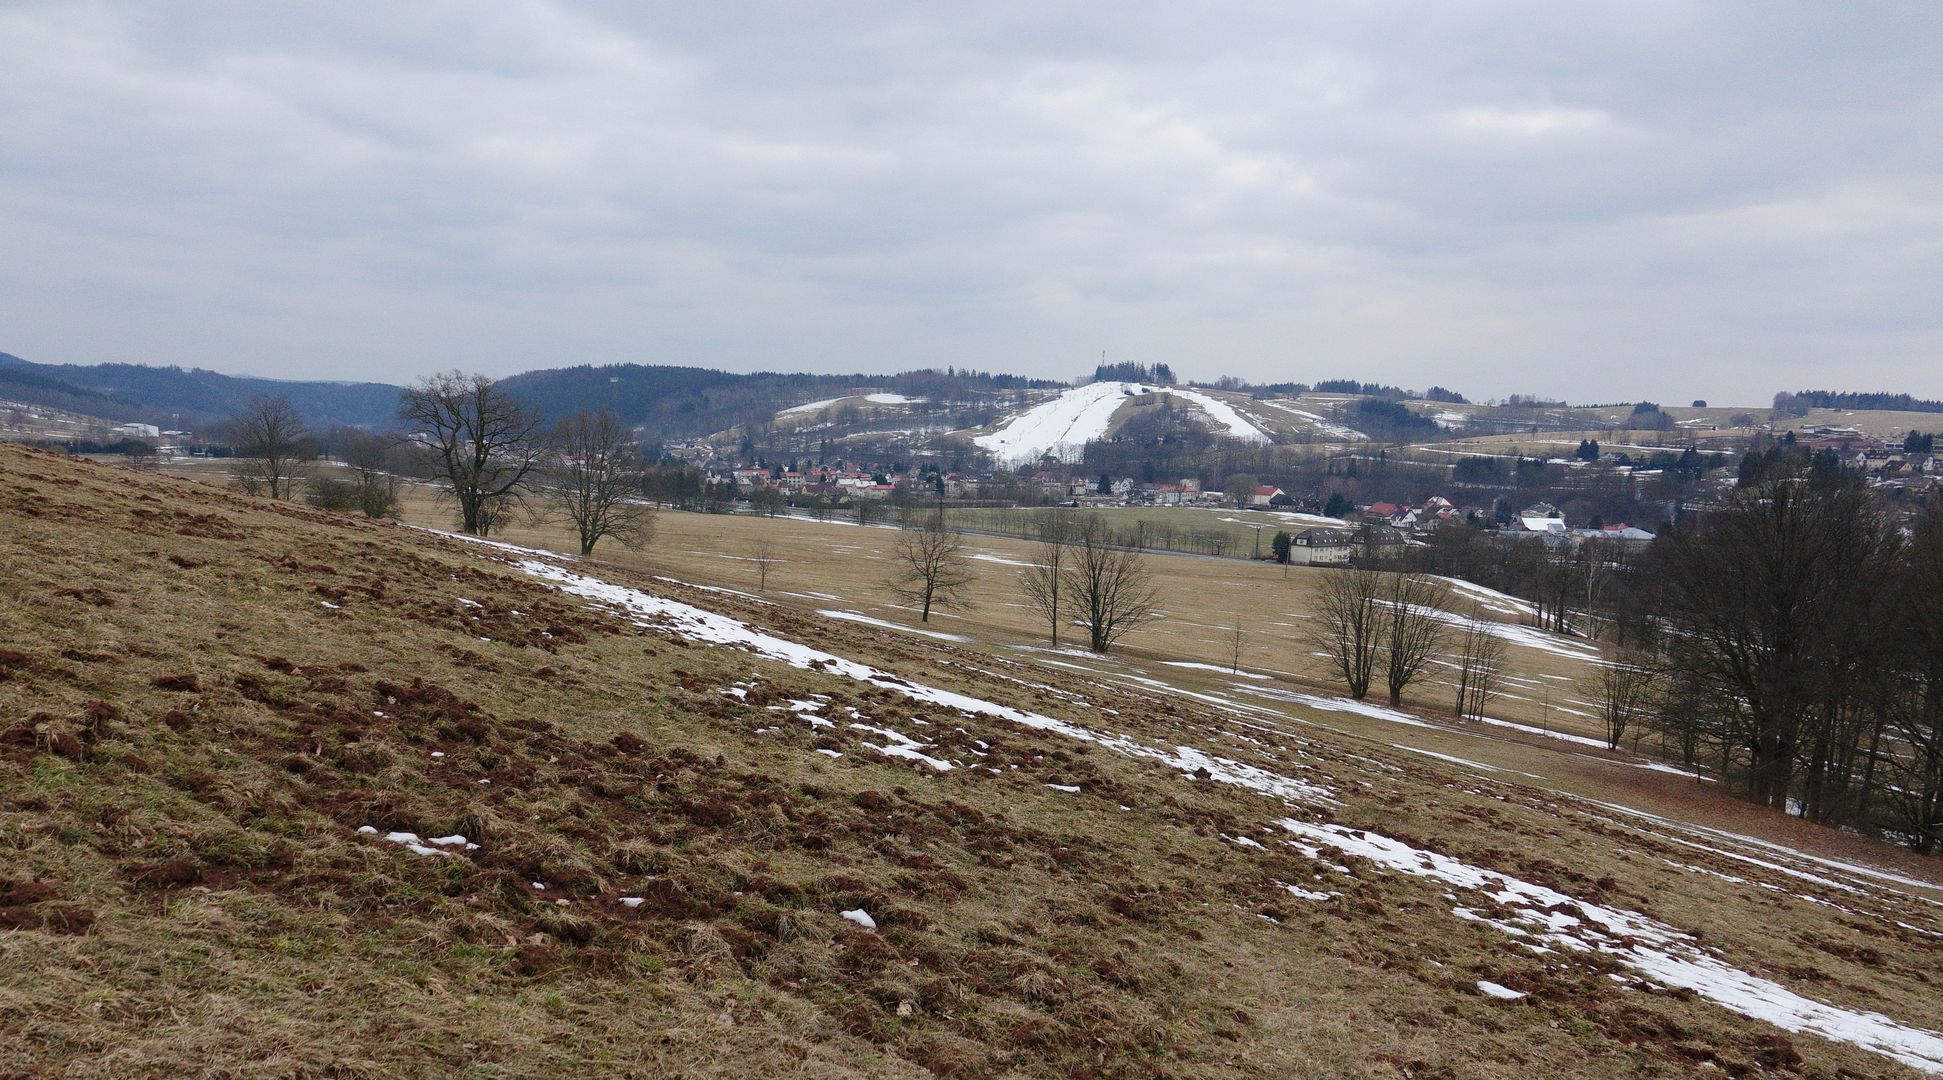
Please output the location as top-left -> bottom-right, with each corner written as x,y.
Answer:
0,353 -> 137,419
498,363 -> 1062,439
0,352 -> 401,430
0,352 -> 1064,439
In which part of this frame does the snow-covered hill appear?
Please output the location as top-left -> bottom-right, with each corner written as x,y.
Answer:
975,381 -> 1270,465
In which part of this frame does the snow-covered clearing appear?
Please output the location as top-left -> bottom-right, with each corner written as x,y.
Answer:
817,609 -> 971,642
975,382 -> 1268,464
1278,819 -> 1943,1074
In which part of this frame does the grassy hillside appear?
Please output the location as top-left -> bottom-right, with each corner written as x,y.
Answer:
6,445 -> 1943,1077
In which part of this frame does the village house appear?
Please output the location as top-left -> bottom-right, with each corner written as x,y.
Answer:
1287,527 -> 1355,566
1516,502 -> 1567,533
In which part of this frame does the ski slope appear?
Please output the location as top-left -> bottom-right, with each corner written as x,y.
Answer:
976,382 -> 1269,464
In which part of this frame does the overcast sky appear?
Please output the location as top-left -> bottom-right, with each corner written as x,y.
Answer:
3,2 -> 1940,403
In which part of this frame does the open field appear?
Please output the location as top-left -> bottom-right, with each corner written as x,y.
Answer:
935,504 -> 1347,560
12,447 -> 1930,1076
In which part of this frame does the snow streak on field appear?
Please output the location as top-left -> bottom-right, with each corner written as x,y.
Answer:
817,609 -> 971,642
976,382 -> 1268,464
1279,820 -> 1943,1074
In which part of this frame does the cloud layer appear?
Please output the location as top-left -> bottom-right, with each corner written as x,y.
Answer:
2,2 -> 1939,402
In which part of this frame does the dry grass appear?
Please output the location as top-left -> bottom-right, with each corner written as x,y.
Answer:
4,445 -> 1936,1078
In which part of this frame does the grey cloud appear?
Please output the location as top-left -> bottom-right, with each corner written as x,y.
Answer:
1,1 -> 1939,402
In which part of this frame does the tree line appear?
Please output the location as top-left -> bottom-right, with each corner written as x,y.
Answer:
1777,389 -> 1943,415
223,371 -> 655,557
1612,467 -> 1943,851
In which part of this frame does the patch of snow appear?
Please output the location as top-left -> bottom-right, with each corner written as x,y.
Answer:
1045,783 -> 1082,793
970,552 -> 1038,567
850,722 -> 955,771
1163,387 -> 1272,443
1477,980 -> 1526,1001
1252,399 -> 1369,441
619,897 -> 645,909
1437,577 -> 1539,618
840,908 -> 877,930
1162,661 -> 1271,680
818,609 -> 970,642
779,395 -> 849,415
370,830 -> 470,857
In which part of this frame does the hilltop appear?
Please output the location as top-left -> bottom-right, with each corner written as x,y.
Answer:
5,445 -> 1943,1077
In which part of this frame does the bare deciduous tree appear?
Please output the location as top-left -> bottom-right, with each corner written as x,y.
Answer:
1452,605 -> 1509,721
342,428 -> 401,518
1593,648 -> 1663,751
750,539 -> 783,594
540,409 -> 653,556
1227,615 -> 1246,674
1066,516 -> 1158,653
398,371 -> 542,536
887,515 -> 976,622
1382,573 -> 1452,706
228,395 -> 310,499
1019,513 -> 1073,646
1310,568 -> 1384,700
